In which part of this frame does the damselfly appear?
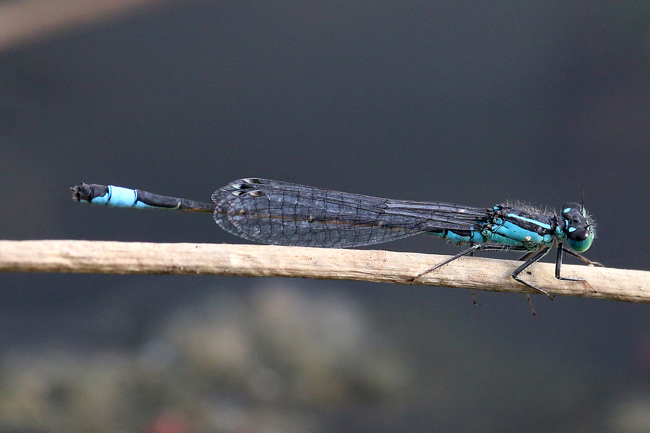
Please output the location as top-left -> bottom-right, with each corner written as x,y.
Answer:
71,178 -> 601,300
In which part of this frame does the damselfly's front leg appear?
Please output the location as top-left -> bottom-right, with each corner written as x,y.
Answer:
555,244 -> 598,292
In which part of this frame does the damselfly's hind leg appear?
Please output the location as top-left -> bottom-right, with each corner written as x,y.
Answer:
410,244 -> 484,306
409,244 -> 482,283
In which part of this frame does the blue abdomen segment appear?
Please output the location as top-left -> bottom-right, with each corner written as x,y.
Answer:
428,229 -> 486,244
72,183 -> 214,212
89,186 -> 154,209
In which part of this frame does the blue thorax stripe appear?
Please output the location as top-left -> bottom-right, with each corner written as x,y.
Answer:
506,213 -> 551,230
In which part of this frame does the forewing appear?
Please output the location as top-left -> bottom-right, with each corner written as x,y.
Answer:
212,178 -> 486,248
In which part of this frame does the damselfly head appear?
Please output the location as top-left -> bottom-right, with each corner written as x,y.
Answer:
561,202 -> 595,252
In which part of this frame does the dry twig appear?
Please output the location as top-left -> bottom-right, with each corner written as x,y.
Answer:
0,240 -> 647,303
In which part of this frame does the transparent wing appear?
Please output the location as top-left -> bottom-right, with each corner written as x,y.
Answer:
211,178 -> 487,248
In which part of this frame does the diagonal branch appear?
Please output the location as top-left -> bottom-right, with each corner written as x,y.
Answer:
0,240 -> 647,303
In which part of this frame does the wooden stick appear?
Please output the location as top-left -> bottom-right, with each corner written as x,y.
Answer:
0,240 -> 647,303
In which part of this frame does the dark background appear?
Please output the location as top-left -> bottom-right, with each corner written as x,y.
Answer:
1,1 -> 650,431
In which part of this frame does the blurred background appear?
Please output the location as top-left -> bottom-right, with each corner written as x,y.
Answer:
1,0 -> 650,431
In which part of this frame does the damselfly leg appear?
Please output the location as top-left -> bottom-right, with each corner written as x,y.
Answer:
555,246 -> 599,292
412,244 -> 556,299
561,248 -> 603,267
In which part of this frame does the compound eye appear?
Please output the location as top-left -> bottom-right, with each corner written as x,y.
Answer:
566,227 -> 594,252
568,227 -> 589,242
